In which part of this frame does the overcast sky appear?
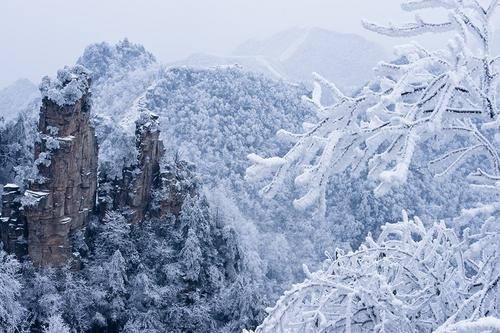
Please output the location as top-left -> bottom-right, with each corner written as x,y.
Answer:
1,0 -> 499,89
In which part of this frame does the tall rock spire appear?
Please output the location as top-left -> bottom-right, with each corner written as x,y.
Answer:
98,110 -> 164,224
25,65 -> 98,267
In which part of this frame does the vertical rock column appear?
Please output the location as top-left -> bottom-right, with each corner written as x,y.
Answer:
128,112 -> 164,223
97,111 -> 164,224
0,184 -> 28,258
25,66 -> 98,267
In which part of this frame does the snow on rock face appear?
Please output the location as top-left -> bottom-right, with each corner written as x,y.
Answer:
26,67 -> 98,267
39,65 -> 91,106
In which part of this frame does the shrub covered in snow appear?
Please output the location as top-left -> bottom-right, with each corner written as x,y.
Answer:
39,65 -> 91,106
247,212 -> 499,333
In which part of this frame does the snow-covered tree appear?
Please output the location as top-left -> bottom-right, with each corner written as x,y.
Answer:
103,250 -> 128,323
93,211 -> 137,263
43,314 -> 70,333
180,228 -> 203,282
246,211 -> 499,332
59,269 -> 100,332
246,0 -> 500,331
247,0 -> 500,218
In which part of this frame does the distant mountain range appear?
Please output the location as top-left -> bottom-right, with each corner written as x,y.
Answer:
170,27 -> 388,94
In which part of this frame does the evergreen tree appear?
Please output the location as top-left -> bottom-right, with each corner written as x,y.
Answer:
43,314 -> 70,333
0,250 -> 27,333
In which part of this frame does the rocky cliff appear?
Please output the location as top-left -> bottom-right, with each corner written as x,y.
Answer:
0,65 -> 195,268
24,66 -> 98,267
98,111 -> 165,224
128,111 -> 164,223
0,184 -> 28,258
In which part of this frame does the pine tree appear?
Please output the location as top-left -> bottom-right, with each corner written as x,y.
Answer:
43,314 -> 70,333
180,228 -> 202,282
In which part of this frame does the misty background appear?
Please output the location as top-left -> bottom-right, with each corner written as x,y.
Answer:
1,0 -> 500,89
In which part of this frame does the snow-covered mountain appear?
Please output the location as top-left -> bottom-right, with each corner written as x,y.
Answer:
172,27 -> 388,93
77,40 -> 470,289
0,35 -> 488,332
0,79 -> 38,123
77,38 -> 156,84
235,27 -> 387,90
170,53 -> 287,82
76,42 -> 325,302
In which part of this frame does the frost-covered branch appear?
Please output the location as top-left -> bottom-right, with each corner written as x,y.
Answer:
247,0 -> 500,215
246,212 -> 499,333
245,1 -> 500,331
362,18 -> 454,37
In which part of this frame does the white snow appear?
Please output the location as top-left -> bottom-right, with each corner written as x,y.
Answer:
278,27 -> 311,62
39,65 -> 91,106
0,79 -> 38,123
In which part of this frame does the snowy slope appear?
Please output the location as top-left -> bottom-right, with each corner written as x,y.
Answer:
174,27 -> 388,93
0,79 -> 38,123
168,53 -> 289,82
77,38 -> 156,84
234,27 -> 388,93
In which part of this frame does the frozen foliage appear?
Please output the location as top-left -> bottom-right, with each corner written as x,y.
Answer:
247,212 -> 499,333
247,0 -> 500,217
247,0 -> 500,332
143,66 -> 312,182
2,178 -> 261,333
0,109 -> 38,185
435,316 -> 500,332
39,65 -> 91,106
0,79 -> 40,185
246,0 -> 500,331
44,314 -> 70,333
77,38 -> 156,84
0,250 -> 27,332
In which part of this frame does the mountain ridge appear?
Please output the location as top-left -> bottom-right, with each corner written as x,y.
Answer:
171,27 -> 388,93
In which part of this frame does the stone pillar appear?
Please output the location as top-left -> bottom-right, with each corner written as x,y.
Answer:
98,111 -> 164,224
25,66 -> 98,267
128,112 -> 164,223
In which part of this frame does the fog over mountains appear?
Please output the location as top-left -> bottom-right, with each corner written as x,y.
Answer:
0,27 -> 388,123
0,79 -> 38,122
172,27 -> 388,93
